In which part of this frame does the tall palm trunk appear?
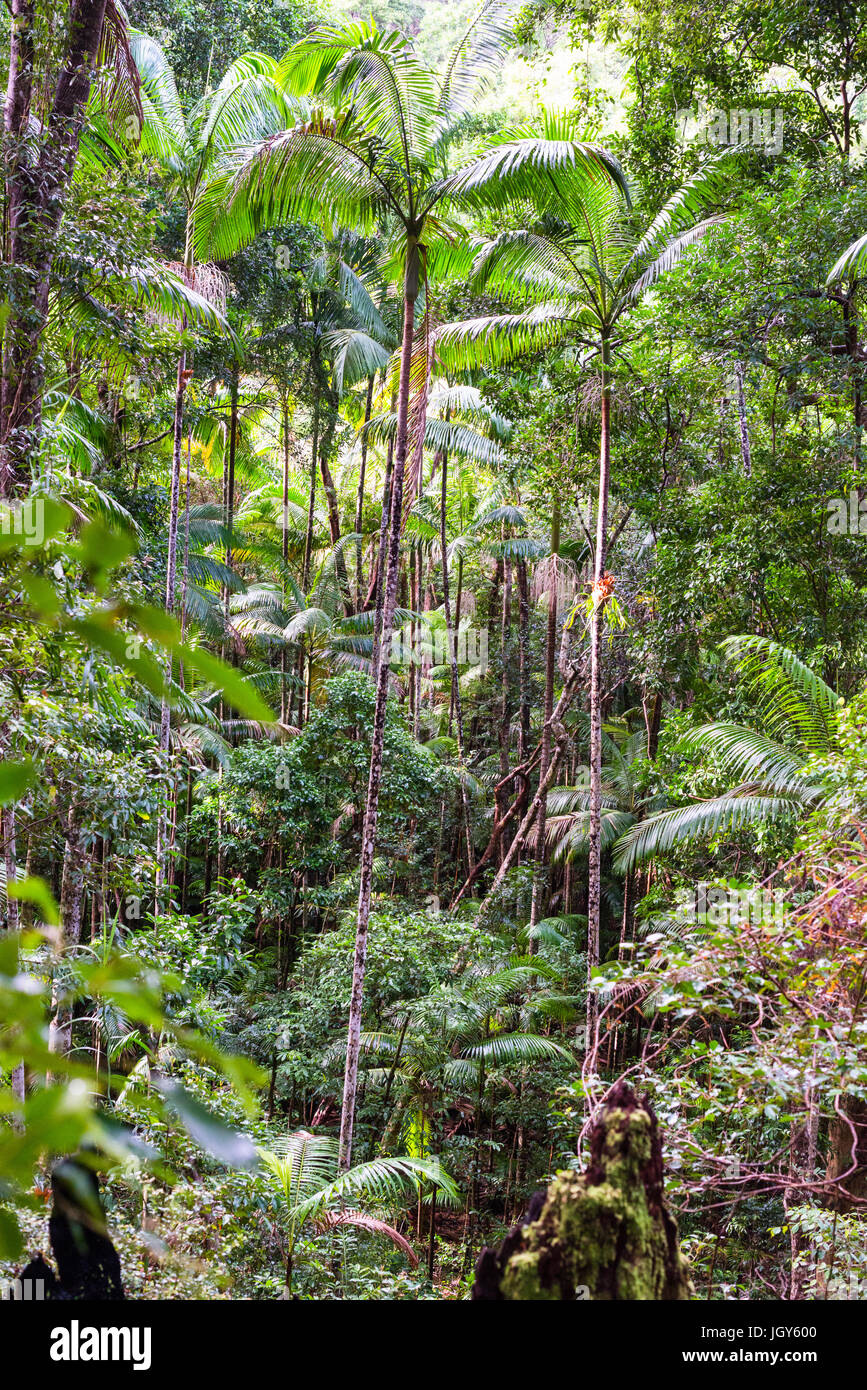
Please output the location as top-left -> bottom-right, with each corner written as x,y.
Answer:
516,556 -> 531,764
223,362 -> 239,634
409,542 -> 419,735
588,334 -> 612,1028
371,383 -> 399,669
530,501 -> 560,934
354,375 -> 374,609
499,552 -> 512,779
159,347 -> 187,749
449,553 -> 464,735
179,426 -> 193,647
317,389 -> 352,614
155,341 -> 189,898
303,376 -> 320,592
735,358 -> 751,477
281,397 -> 290,722
49,812 -> 85,1058
339,247 -> 420,1170
2,799 -> 25,1103
440,449 -> 474,875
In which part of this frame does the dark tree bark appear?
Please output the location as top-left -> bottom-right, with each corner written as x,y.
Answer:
12,1160 -> 124,1300
1,0 -> 114,493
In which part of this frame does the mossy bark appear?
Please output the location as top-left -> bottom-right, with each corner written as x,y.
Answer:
472,1080 -> 693,1300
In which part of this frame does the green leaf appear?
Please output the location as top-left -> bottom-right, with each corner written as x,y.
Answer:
0,1206 -> 23,1260
156,1080 -> 260,1169
0,760 -> 34,806
67,615 -> 168,699
176,643 -> 276,722
7,876 -> 60,926
0,497 -> 70,554
130,603 -> 275,719
77,521 -> 137,591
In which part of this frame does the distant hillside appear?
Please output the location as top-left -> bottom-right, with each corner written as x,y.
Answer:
326,0 -> 628,127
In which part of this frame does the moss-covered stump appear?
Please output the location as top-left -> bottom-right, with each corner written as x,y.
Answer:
472,1080 -> 693,1300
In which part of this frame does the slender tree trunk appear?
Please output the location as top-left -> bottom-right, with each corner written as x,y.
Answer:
317,389 -> 352,613
281,396 -> 290,723
49,812 -> 86,1058
734,358 -> 751,478
155,345 -> 189,898
786,1086 -> 819,1298
530,501 -> 560,935
2,800 -> 25,1104
409,542 -> 418,734
449,554 -> 464,734
179,426 -> 193,647
216,355 -> 240,697
645,689 -> 662,759
339,247 -> 422,1169
439,448 -> 473,875
303,376 -> 320,592
588,334 -> 612,1028
224,361 -> 239,620
355,375 -> 374,609
370,381 -> 400,666
516,557 -> 531,765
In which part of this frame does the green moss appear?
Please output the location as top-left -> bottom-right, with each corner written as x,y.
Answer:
497,1086 -> 694,1300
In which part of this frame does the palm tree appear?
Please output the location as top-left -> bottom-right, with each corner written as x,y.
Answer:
193,10 -> 622,1167
437,114 -> 730,1010
612,636 -> 839,871
258,1130 -> 458,1294
354,961 -> 572,1135
233,557 -> 385,727
130,36 -> 295,741
130,37 -> 296,892
349,959 -> 573,1252
548,727 -> 650,854
368,381 -> 511,868
314,226 -> 399,611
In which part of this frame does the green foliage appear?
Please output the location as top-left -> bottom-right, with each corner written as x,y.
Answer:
4,0 -> 867,1305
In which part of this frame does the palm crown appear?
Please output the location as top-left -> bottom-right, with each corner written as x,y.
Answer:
437,114 -> 728,370
614,636 -> 840,870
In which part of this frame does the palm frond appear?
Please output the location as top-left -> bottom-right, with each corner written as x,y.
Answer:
436,303 -> 572,371
313,1209 -> 418,1265
613,793 -> 806,871
827,232 -> 867,284
721,635 -> 839,753
462,1032 -> 573,1064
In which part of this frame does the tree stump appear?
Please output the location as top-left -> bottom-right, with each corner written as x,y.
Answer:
472,1080 -> 693,1299
9,1158 -> 124,1301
